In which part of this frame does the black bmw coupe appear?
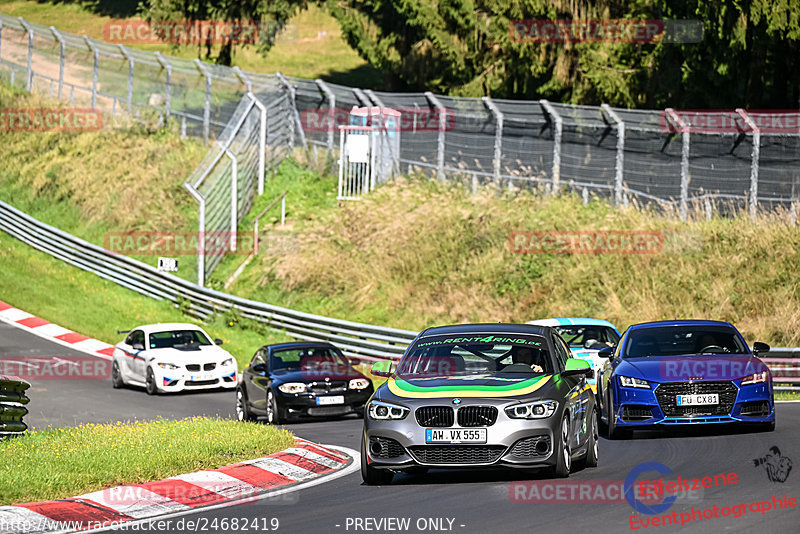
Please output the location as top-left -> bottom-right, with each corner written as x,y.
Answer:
236,341 -> 374,424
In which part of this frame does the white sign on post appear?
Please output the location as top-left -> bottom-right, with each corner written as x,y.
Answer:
157,257 -> 178,272
346,134 -> 370,163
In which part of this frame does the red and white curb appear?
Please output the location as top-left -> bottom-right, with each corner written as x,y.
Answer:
0,301 -> 114,361
0,438 -> 355,534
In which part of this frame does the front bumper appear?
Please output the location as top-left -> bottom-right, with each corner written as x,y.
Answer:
158,369 -> 238,392
363,408 -> 559,470
612,380 -> 774,427
277,389 -> 373,418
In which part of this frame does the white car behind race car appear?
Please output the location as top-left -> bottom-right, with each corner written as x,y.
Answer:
111,323 -> 237,395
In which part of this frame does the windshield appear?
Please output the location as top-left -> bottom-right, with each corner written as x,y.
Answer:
623,326 -> 748,358
398,333 -> 553,377
556,325 -> 620,348
270,346 -> 349,372
149,330 -> 211,349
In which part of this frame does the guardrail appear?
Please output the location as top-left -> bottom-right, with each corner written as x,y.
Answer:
3,199 -> 800,390
0,375 -> 30,438
0,200 -> 418,362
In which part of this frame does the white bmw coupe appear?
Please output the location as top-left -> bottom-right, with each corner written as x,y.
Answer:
111,323 -> 237,395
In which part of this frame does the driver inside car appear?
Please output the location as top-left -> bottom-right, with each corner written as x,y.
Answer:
510,346 -> 544,373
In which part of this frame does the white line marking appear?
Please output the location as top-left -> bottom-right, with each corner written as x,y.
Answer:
169,471 -> 261,500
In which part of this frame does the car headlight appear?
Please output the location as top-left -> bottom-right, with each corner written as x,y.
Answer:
505,400 -> 558,419
278,382 -> 307,394
741,371 -> 768,385
367,400 -> 409,420
221,357 -> 234,367
619,375 -> 651,389
157,362 -> 180,370
349,378 -> 370,390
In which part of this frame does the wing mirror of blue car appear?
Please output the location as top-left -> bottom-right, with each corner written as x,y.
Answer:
214,338 -> 224,345
598,346 -> 614,360
752,342 -> 770,356
370,360 -> 396,378
251,363 -> 266,374
562,358 -> 592,377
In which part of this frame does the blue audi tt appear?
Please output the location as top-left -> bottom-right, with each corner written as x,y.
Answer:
597,320 -> 774,439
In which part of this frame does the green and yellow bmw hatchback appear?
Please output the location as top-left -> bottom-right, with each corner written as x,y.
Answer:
362,323 -> 598,484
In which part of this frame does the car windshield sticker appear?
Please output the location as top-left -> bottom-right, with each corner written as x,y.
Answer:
415,335 -> 544,348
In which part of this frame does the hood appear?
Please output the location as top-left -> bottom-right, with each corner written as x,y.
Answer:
272,367 -> 368,383
148,345 -> 231,363
380,373 -> 554,400
618,354 -> 766,383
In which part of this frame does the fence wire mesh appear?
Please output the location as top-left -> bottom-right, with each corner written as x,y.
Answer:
1,13 -> 800,285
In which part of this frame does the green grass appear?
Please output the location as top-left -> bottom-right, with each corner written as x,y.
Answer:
776,391 -> 800,401
0,2 -> 383,87
0,417 -> 295,506
0,231 -> 292,368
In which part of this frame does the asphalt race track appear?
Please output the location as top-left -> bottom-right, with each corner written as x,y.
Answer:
2,324 -> 798,534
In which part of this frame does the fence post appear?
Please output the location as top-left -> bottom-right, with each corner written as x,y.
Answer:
117,45 -> 134,115
276,72 -> 308,151
482,97 -> 504,184
194,59 -> 211,145
219,144 -> 238,252
315,79 -> 336,158
183,183 -> 206,287
601,104 -> 626,206
17,18 -> 33,92
736,108 -> 760,220
666,108 -> 690,221
155,52 -> 172,121
425,91 -> 447,181
49,27 -> 65,100
540,100 -> 562,195
248,92 -> 267,195
80,36 -> 99,109
233,66 -> 252,93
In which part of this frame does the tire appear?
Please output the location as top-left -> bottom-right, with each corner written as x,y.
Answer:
361,436 -> 394,485
111,360 -> 125,389
145,367 -> 159,396
548,414 -> 572,478
607,390 -> 632,440
266,389 -> 286,425
236,387 -> 255,422
583,409 -> 599,468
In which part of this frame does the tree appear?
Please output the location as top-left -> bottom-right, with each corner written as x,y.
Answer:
139,0 -> 309,65
326,0 -> 800,108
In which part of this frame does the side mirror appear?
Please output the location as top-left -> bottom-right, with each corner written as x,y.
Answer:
752,342 -> 770,356
214,338 -> 224,345
370,360 -> 395,378
251,363 -> 266,374
562,358 -> 592,377
598,346 -> 614,360
132,343 -> 144,351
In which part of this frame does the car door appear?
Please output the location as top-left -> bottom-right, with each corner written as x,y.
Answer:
554,333 -> 588,449
244,347 -> 270,413
120,330 -> 146,380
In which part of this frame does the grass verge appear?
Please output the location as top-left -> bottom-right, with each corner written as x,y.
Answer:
0,2 -> 382,86
0,417 -> 295,506
0,231 -> 292,368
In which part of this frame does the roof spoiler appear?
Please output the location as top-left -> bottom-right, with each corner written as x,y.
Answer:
117,329 -> 132,334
